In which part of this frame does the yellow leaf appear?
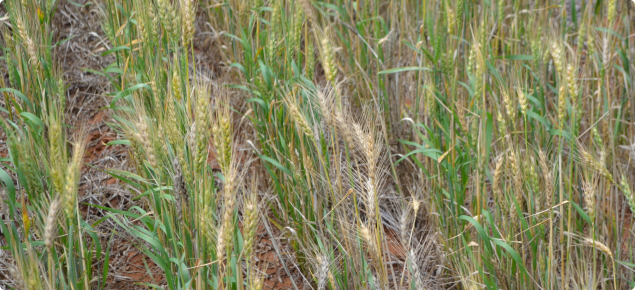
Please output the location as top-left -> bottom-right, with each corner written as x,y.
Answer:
438,148 -> 452,163
37,8 -> 45,23
21,194 -> 30,236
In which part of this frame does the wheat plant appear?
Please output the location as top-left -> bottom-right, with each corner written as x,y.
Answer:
1,0 -> 635,289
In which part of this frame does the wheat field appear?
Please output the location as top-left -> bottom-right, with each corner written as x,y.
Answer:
1,0 -> 635,289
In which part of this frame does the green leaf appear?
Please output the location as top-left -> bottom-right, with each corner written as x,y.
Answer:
378,66 -> 431,75
458,81 -> 474,97
227,84 -> 252,93
398,139 -> 424,148
258,60 -> 273,90
259,155 -> 292,177
613,63 -> 632,88
484,113 -> 493,160
458,215 -> 491,248
112,217 -> 168,259
526,111 -> 551,129
224,33 -> 246,46
104,67 -> 125,74
84,164 -> 145,189
549,129 -> 573,142
504,55 -> 533,61
594,27 -> 623,40
0,88 -> 33,111
400,39 -> 419,53
527,94 -> 542,109
397,148 -> 443,164
19,112 -> 44,132
53,35 -> 77,48
81,68 -> 106,77
571,200 -> 592,224
247,98 -> 267,109
481,210 -> 502,239
131,186 -> 172,201
111,106 -> 136,113
25,240 -> 46,247
108,169 -> 145,182
168,257 -> 191,280
81,220 -> 102,259
0,167 -> 16,211
102,234 -> 114,287
88,205 -> 146,222
486,61 -> 504,84
106,140 -> 131,146
101,45 -> 130,56
617,259 -> 635,268
490,238 -> 529,276
110,83 -> 151,107
90,215 -> 110,228
230,62 -> 247,75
